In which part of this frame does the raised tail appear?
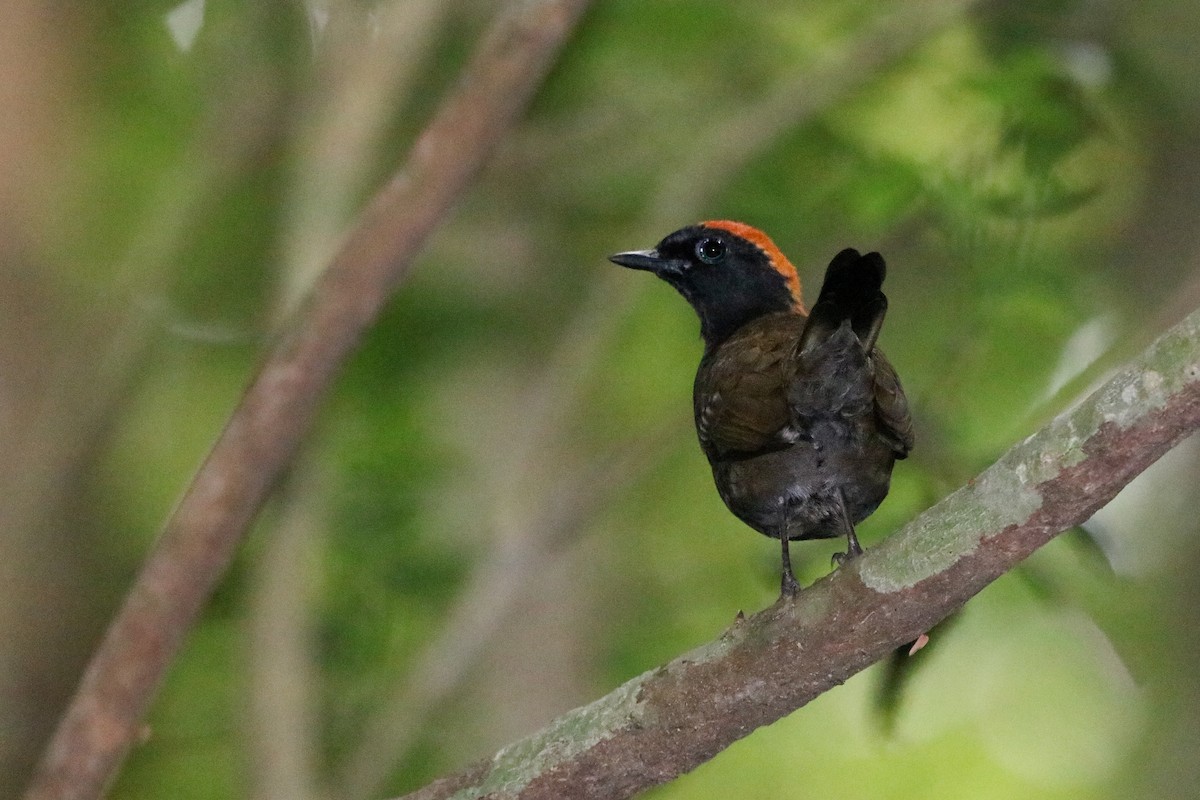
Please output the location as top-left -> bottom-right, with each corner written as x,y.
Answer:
797,248 -> 888,354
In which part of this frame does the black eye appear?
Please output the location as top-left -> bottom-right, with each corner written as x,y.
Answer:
695,237 -> 726,264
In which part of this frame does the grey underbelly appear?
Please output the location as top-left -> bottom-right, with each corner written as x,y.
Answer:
711,441 -> 893,540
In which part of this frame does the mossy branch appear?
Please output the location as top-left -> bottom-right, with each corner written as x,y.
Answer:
399,306 -> 1200,800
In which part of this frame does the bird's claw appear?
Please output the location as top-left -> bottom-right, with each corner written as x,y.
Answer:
831,547 -> 862,568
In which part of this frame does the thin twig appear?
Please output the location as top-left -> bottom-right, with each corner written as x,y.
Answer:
276,0 -> 450,318
248,2 -> 451,793
21,3 -> 591,800
397,305 -> 1200,800
245,465 -> 326,800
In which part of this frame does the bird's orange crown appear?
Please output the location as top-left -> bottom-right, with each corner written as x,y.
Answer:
702,220 -> 805,311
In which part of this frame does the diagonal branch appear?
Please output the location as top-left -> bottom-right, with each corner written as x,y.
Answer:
21,3 -> 592,800
398,305 -> 1200,800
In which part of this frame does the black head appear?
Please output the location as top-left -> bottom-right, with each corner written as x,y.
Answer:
609,221 -> 803,348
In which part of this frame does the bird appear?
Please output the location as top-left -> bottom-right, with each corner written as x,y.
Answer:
610,221 -> 913,597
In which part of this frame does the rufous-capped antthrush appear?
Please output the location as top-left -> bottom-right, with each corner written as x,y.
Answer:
610,221 -> 913,596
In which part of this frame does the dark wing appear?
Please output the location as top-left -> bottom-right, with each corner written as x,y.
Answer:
693,314 -> 805,458
872,350 -> 914,458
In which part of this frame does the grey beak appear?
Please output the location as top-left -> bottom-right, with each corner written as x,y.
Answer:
609,249 -> 685,276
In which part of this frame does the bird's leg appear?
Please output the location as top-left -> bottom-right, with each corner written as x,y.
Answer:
831,488 -> 864,566
779,506 -> 801,597
779,532 -> 801,597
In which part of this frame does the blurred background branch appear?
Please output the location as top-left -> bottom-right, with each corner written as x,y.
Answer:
21,2 -> 591,799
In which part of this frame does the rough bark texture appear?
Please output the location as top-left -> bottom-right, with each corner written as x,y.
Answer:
398,306 -> 1200,800
21,3 -> 591,800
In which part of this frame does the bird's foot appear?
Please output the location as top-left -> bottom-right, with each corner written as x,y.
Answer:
831,489 -> 864,568
831,543 -> 864,568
